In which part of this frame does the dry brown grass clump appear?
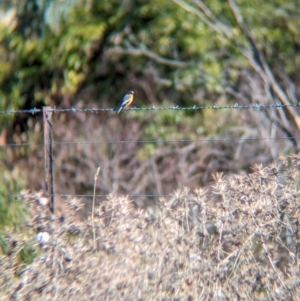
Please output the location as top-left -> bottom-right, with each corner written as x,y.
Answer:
1,156 -> 300,300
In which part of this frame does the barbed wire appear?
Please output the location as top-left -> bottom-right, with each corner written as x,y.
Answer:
5,164 -> 294,201
1,135 -> 299,147
8,193 -> 171,199
55,194 -> 171,198
0,108 -> 42,115
0,102 -> 300,115
7,181 -> 295,201
2,104 -> 298,207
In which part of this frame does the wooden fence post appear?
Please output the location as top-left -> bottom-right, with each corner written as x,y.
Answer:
43,107 -> 54,213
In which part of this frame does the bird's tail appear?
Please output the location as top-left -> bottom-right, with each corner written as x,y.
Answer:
114,106 -> 123,115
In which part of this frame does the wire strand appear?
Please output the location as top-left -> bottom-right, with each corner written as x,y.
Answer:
1,136 -> 298,147
0,102 -> 299,115
9,193 -> 172,199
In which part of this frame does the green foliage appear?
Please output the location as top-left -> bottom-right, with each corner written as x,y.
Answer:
0,0 -> 108,127
18,242 -> 38,265
0,150 -> 27,230
0,233 -> 12,255
1,0 -> 298,118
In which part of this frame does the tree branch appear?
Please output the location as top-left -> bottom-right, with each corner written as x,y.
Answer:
173,0 -> 226,35
107,42 -> 187,68
228,0 -> 300,130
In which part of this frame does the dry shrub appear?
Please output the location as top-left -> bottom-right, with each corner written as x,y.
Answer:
1,156 -> 300,300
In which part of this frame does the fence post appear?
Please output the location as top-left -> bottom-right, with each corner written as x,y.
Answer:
43,107 -> 54,213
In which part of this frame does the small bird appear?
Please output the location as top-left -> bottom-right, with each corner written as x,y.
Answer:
114,90 -> 134,115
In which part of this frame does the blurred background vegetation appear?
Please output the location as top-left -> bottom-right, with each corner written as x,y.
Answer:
0,0 -> 300,227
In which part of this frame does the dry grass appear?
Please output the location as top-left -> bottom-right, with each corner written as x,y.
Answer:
1,155 -> 300,300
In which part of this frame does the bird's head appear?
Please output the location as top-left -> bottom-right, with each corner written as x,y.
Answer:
128,90 -> 134,94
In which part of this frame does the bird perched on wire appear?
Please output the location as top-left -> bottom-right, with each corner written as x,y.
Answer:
114,90 -> 134,115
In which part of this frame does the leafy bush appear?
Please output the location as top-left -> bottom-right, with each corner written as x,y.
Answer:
0,159 -> 27,230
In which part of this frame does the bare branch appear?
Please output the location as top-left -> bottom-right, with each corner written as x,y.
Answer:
194,0 -> 231,33
228,0 -> 300,130
173,0 -> 226,35
107,32 -> 187,69
278,73 -> 298,105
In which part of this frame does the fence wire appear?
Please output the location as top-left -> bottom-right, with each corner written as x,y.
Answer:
1,136 -> 299,147
1,104 -> 299,202
0,102 -> 300,115
7,193 -> 172,199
